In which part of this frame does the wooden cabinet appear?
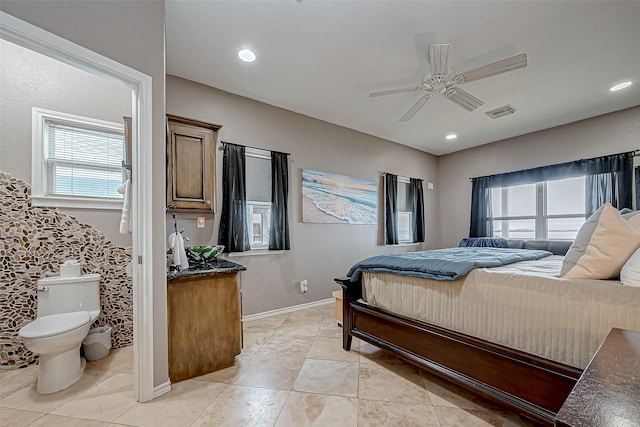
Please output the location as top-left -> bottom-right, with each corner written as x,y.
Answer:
166,115 -> 221,212
167,272 -> 242,383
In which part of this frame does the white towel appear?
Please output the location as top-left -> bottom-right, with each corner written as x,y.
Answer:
168,232 -> 189,270
117,179 -> 132,234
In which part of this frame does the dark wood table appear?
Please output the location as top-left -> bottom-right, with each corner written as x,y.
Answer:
555,328 -> 640,426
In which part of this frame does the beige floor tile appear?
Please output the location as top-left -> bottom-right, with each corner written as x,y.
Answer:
0,407 -> 44,427
0,369 -> 115,413
358,399 -> 440,427
256,334 -> 314,359
357,341 -> 405,366
232,354 -> 304,391
293,359 -> 359,397
26,414 -> 110,426
306,336 -> 359,363
358,363 -> 431,405
114,379 -> 225,427
0,365 -> 38,399
424,374 -> 490,410
191,384 -> 288,427
274,391 -> 358,427
435,407 -> 523,427
86,346 -> 133,374
51,372 -> 135,422
287,305 -> 333,321
243,314 -> 289,333
193,363 -> 243,385
273,319 -> 322,337
316,325 -> 342,338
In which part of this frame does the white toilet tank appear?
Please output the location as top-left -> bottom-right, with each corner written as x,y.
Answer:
37,273 -> 101,319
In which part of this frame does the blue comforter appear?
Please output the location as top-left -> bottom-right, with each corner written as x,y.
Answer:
346,247 -> 552,282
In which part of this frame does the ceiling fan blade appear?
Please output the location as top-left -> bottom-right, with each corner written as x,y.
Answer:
369,86 -> 421,98
429,44 -> 453,77
444,88 -> 484,112
459,53 -> 527,83
399,94 -> 432,122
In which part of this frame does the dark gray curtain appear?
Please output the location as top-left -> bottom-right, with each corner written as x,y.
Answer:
269,151 -> 290,250
384,173 -> 398,245
409,178 -> 425,243
584,153 -> 633,216
636,166 -> 640,210
469,176 -> 493,238
218,143 -> 250,252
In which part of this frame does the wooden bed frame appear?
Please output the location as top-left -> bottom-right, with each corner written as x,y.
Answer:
335,275 -> 582,426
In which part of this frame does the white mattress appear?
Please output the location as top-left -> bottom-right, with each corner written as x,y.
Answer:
362,255 -> 640,369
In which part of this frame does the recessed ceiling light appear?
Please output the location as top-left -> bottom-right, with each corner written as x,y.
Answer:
610,81 -> 632,92
445,134 -> 457,140
238,49 -> 256,63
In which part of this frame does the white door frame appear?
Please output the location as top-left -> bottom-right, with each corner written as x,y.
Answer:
0,11 -> 156,402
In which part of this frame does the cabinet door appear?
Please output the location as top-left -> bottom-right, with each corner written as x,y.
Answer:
167,118 -> 218,212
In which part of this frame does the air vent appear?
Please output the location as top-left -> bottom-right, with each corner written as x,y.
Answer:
485,105 -> 516,119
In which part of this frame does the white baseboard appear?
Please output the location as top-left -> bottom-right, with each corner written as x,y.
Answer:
243,298 -> 333,322
152,380 -> 171,399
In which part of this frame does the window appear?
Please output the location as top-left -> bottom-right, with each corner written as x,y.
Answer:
396,178 -> 414,243
245,148 -> 272,249
491,176 -> 586,240
32,108 -> 125,209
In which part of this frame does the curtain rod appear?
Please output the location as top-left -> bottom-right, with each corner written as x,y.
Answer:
379,171 -> 423,182
220,140 -> 290,156
468,149 -> 639,180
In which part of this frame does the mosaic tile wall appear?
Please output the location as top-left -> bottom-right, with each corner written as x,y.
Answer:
0,172 -> 133,369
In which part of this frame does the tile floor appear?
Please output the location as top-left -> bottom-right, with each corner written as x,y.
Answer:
0,303 -> 532,426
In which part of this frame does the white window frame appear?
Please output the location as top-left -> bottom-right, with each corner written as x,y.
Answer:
247,200 -> 271,249
31,107 -> 124,210
397,177 -> 414,244
492,180 -> 586,240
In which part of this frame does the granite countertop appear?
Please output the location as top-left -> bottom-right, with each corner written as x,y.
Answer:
167,258 -> 246,280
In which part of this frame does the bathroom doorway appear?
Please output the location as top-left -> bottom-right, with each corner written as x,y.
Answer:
0,12 -> 156,402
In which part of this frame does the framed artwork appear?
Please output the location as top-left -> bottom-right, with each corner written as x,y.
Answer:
302,169 -> 377,224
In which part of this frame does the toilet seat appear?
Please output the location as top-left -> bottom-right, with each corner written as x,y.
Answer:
19,311 -> 91,339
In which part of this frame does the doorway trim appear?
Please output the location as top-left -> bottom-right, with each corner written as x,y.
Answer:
1,11 -> 156,402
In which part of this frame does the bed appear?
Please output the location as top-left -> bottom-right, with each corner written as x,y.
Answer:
335,241 -> 640,426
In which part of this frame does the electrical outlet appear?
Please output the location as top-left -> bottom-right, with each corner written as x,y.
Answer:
300,279 -> 308,293
197,217 -> 205,228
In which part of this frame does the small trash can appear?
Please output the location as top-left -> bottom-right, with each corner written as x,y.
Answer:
83,326 -> 112,361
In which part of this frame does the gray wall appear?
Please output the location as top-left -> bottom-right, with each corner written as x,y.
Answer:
0,39 -> 132,247
1,1 -> 169,387
437,106 -> 640,248
167,75 -> 439,315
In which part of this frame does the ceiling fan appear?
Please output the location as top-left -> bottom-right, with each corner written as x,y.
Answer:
369,44 -> 527,122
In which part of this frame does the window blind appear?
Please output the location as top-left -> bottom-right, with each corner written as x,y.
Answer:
45,120 -> 124,199
246,154 -> 271,202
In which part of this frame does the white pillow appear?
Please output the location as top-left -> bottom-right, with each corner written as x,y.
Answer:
561,204 -> 640,279
620,247 -> 640,287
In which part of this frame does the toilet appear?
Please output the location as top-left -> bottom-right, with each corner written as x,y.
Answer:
18,272 -> 101,394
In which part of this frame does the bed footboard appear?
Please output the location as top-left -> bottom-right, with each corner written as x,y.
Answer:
334,276 -> 581,426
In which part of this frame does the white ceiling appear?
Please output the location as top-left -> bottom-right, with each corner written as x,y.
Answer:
165,1 -> 640,156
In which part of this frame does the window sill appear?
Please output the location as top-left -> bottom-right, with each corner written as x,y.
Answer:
384,242 -> 421,247
31,195 -> 123,210
227,249 -> 284,257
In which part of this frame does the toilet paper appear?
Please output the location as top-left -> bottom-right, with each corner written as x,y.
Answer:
60,259 -> 81,277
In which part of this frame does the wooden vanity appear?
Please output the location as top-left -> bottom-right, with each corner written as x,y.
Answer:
167,259 -> 246,383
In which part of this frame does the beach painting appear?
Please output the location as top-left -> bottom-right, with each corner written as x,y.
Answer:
302,169 -> 377,224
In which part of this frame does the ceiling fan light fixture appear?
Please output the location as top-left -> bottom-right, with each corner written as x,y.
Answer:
610,81 -> 632,92
445,133 -> 457,140
238,48 -> 256,63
